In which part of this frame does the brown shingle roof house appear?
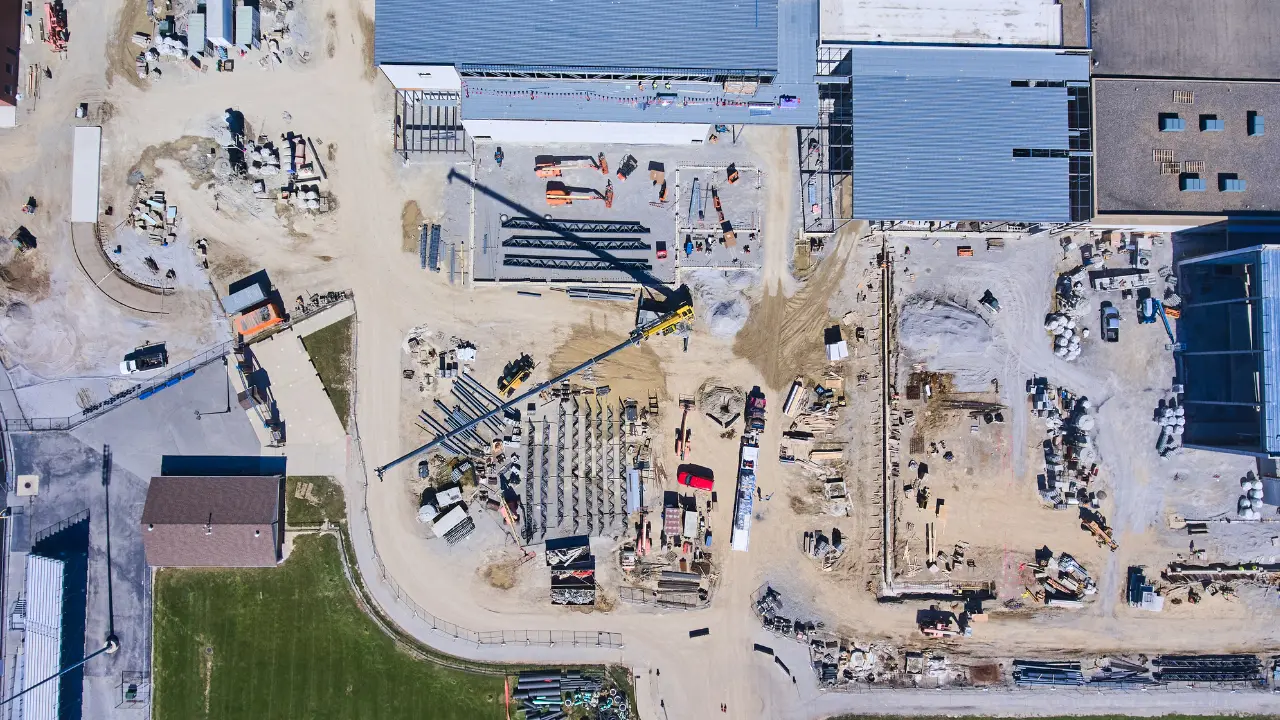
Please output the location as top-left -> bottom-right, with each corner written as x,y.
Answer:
141,475 -> 284,567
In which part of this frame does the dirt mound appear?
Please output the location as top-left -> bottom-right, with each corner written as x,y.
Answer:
898,297 -> 996,392
548,324 -> 663,402
481,560 -> 519,590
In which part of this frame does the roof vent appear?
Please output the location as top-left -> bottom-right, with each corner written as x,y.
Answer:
147,524 -> 153,532
254,530 -> 261,537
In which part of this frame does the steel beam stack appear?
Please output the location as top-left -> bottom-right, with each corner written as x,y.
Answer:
503,255 -> 652,272
523,418 -> 536,541
540,421 -> 550,537
1153,655 -> 1263,684
502,236 -> 650,251
556,402 -> 566,527
1012,660 -> 1085,686
605,406 -> 616,524
570,401 -> 581,533
584,402 -> 594,535
500,217 -> 651,234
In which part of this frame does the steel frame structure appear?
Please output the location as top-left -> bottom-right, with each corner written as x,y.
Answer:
503,256 -> 652,271
500,217 -> 651,234
502,236 -> 650,251
798,46 -> 855,235
396,90 -> 469,156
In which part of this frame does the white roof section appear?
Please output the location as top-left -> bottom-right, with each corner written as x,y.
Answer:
820,0 -> 1062,45
0,105 -> 16,128
683,511 -> 699,539
23,555 -> 66,720
70,126 -> 101,223
432,505 -> 468,538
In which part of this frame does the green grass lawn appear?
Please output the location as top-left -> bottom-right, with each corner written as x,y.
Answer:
153,534 -> 505,720
301,316 -> 354,430
285,476 -> 346,526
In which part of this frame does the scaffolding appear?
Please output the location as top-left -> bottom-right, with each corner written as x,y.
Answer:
396,90 -> 469,156
798,46 -> 854,235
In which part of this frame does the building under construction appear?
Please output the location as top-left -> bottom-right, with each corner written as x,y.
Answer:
376,0 -> 819,150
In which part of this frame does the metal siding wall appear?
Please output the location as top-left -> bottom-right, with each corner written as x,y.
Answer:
1260,249 -> 1280,453
375,0 -> 780,71
24,555 -> 65,720
850,46 -> 1084,221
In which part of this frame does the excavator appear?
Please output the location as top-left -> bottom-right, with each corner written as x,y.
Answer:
535,153 -> 609,178
546,180 -> 614,209
375,285 -> 695,478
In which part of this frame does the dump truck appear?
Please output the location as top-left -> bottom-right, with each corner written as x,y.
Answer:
746,390 -> 766,432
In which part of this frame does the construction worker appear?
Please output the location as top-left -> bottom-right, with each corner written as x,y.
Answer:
494,147 -> 504,167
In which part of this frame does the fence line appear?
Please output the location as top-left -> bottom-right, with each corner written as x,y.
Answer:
341,305 -> 623,654
4,341 -> 234,433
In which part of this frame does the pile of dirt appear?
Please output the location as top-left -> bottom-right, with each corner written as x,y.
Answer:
898,297 -> 996,392
548,324 -> 664,402
481,560 -> 519,590
401,201 -> 424,253
686,269 -> 753,338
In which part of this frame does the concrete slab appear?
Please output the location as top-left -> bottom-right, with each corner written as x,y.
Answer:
292,298 -> 355,337
249,328 -> 348,476
819,0 -> 1062,46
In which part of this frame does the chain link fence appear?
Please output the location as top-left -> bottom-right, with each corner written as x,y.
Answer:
4,341 -> 233,433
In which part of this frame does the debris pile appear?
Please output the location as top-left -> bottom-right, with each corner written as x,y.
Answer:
1029,550 -> 1095,608
513,670 -> 629,720
1089,658 -> 1157,687
1044,313 -> 1084,361
801,528 -> 844,570
754,586 -> 823,641
547,535 -> 596,606
128,185 -> 179,245
1030,378 -> 1101,509
1154,396 -> 1185,456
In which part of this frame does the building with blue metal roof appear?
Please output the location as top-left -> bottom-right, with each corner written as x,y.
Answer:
1177,238 -> 1280,457
378,0 -> 818,148
846,45 -> 1092,223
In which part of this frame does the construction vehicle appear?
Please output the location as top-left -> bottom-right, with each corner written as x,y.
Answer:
44,1 -> 67,52
498,502 -> 536,564
746,389 -> 766,433
234,302 -> 283,338
616,154 -> 638,181
1084,519 -> 1118,551
535,154 -> 608,178
546,180 -> 613,209
497,353 -> 535,397
675,396 -> 694,459
375,285 -> 695,478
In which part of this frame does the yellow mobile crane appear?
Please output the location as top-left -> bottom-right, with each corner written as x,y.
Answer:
375,286 -> 693,478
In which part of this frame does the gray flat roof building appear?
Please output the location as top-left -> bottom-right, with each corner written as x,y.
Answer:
1091,0 -> 1280,79
849,45 -> 1092,223
1094,79 -> 1280,218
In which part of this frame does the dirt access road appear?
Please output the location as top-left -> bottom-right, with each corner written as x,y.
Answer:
13,0 -> 1280,718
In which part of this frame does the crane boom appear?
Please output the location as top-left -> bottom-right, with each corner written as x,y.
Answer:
374,295 -> 692,479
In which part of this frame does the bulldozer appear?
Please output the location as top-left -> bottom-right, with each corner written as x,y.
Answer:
534,153 -> 609,178
546,180 -> 614,209
497,354 -> 535,397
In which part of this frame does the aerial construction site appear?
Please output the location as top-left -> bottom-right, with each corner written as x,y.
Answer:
2,0 -> 1280,718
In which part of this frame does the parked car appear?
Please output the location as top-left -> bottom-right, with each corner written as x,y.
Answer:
1101,302 -> 1121,342
676,463 -> 714,491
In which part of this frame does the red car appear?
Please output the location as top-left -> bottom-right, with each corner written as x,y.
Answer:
656,241 -> 668,260
677,463 -> 714,491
